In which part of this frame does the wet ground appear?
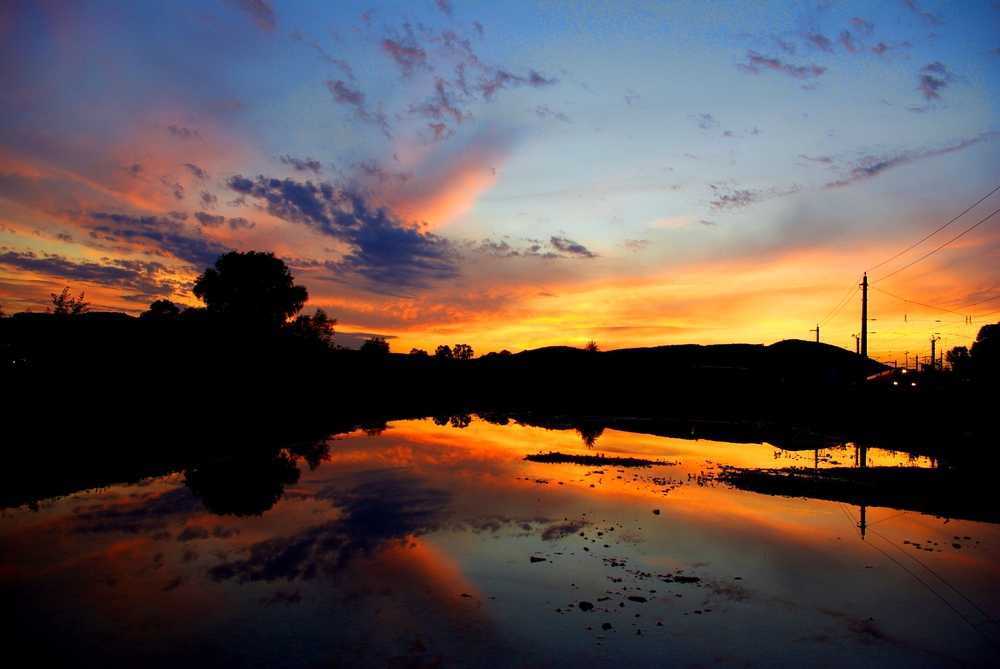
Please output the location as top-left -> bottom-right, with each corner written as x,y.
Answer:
2,417 -> 998,667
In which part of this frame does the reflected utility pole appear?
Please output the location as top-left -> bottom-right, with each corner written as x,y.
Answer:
859,505 -> 867,540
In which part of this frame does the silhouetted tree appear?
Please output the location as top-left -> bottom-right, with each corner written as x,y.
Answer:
360,336 -> 390,354
585,340 -> 599,353
946,346 -> 971,377
453,343 -> 474,360
971,322 -> 1000,377
193,251 -> 308,332
287,307 -> 336,346
140,299 -> 181,322
435,344 -> 453,358
48,287 -> 89,315
409,348 -> 429,356
358,420 -> 387,435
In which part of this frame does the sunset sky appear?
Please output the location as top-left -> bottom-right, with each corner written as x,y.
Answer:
2,0 -> 998,360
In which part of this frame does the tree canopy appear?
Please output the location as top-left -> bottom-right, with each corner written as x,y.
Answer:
193,251 -> 308,332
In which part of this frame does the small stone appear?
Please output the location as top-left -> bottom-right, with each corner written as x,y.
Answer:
653,509 -> 660,515
460,593 -> 472,598
579,601 -> 595,612
530,556 -> 546,563
656,621 -> 664,626
601,623 -> 613,631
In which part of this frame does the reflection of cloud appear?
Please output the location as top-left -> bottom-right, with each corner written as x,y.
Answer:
208,474 -> 451,582
541,521 -> 587,541
70,488 -> 201,534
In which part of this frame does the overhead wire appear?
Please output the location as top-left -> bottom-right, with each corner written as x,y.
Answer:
817,278 -> 861,327
866,183 -> 1000,273
837,504 -> 1000,651
873,206 -> 1000,284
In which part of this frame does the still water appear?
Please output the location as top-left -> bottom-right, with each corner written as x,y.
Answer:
2,417 -> 998,667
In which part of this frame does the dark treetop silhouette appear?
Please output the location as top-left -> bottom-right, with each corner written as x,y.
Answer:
193,250 -> 308,332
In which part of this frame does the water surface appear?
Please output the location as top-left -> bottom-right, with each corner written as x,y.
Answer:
2,417 -> 997,667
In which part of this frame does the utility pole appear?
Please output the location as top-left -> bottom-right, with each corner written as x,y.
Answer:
810,324 -> 820,343
852,333 -> 859,354
930,335 -> 940,371
860,273 -> 868,359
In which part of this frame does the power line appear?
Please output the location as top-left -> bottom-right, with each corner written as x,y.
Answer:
866,183 -> 1000,273
873,206 -> 1000,284
817,276 -> 861,327
870,286 -> 971,317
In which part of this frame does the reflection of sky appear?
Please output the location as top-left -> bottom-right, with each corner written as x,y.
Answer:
2,417 -> 998,667
1,1 -> 999,358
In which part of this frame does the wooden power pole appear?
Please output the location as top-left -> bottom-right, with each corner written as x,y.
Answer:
860,273 -> 868,359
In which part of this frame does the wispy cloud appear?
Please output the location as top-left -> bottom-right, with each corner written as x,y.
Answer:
738,51 -> 826,79
902,0 -> 944,26
689,113 -> 718,130
280,155 -> 323,174
223,0 -> 277,34
0,249 -> 181,300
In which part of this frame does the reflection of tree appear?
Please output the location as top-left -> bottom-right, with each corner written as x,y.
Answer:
358,421 -> 387,436
288,439 -> 331,471
434,414 -> 472,428
184,451 -> 301,517
575,425 -> 604,448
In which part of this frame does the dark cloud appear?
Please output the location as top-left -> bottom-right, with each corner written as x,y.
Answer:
408,78 -> 470,124
915,61 -> 951,101
622,238 -> 652,251
228,216 -> 255,230
194,211 -> 226,228
381,38 -> 428,77
326,80 -> 390,137
478,69 -> 557,102
184,163 -> 209,180
818,134 -> 991,187
738,51 -> 826,79
123,163 -> 143,177
689,113 -> 718,130
87,212 -> 231,266
167,125 -> 202,141
870,40 -> 914,57
708,183 -> 803,212
0,249 -> 182,300
549,235 -> 596,258
426,122 -> 455,141
698,220 -> 717,226
435,0 -> 453,15
355,160 -> 411,185
472,20 -> 484,39
474,238 -> 520,258
223,0 -> 278,34
200,191 -> 219,208
902,0 -> 944,26
227,174 -> 459,288
207,475 -> 451,583
280,155 -> 323,174
531,104 -> 569,122
801,31 -> 834,53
